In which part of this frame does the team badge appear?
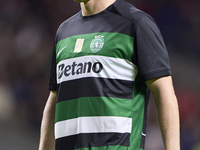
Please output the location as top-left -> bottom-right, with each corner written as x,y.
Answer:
74,38 -> 84,53
90,35 -> 104,53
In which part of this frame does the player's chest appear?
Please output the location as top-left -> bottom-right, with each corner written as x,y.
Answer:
55,32 -> 134,64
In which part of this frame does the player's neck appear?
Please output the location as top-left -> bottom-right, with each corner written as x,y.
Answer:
80,0 -> 116,16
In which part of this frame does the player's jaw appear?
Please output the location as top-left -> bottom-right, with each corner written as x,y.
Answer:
74,0 -> 90,3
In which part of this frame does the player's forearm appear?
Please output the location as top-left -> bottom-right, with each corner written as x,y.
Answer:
146,76 -> 180,150
39,92 -> 56,150
39,108 -> 55,150
155,92 -> 180,150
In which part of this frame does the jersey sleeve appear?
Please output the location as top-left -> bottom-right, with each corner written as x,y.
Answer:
48,45 -> 57,91
135,15 -> 172,81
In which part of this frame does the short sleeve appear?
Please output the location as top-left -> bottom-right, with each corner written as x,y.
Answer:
135,15 -> 172,81
48,45 -> 57,91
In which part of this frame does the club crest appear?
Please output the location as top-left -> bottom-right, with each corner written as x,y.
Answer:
90,35 -> 104,53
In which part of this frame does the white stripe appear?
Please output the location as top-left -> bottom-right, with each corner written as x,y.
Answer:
55,116 -> 132,139
57,55 -> 137,84
142,133 -> 146,136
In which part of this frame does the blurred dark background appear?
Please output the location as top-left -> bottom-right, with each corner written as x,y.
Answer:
0,0 -> 199,149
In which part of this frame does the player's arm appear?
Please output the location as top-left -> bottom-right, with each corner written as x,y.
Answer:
39,91 -> 57,150
145,76 -> 180,150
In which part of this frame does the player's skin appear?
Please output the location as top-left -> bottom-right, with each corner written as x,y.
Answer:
39,0 -> 180,150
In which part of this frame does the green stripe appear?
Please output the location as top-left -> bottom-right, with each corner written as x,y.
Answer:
74,145 -> 144,150
55,97 -> 133,123
56,32 -> 134,64
75,145 -> 129,150
130,76 -> 147,150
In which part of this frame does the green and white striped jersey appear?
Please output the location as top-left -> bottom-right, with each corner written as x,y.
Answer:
48,0 -> 172,149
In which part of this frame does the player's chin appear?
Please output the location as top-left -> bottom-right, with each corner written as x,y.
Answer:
74,0 -> 90,3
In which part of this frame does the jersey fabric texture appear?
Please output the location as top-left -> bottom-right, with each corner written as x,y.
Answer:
48,0 -> 172,150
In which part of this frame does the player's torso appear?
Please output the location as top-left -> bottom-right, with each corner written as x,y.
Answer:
54,9 -> 143,150
55,11 -> 138,101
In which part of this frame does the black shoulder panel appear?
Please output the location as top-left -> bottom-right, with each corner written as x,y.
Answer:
113,0 -> 149,28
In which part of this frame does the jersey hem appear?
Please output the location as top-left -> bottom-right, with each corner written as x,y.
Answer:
48,82 -> 57,91
143,68 -> 172,81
